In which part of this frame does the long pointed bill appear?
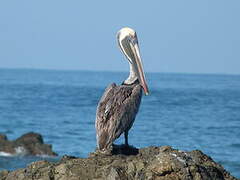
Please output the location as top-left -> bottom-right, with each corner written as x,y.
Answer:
131,42 -> 149,95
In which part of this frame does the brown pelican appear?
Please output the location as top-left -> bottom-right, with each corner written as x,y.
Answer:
95,27 -> 149,152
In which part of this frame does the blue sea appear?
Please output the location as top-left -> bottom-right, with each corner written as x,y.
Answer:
0,68 -> 239,178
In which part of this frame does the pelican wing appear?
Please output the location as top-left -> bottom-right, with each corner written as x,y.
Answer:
95,83 -> 142,150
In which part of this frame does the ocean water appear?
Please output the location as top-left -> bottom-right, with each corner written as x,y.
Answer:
0,68 -> 239,178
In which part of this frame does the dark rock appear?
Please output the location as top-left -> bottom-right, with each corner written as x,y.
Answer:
0,134 -> 8,141
0,132 -> 57,156
60,155 -> 78,161
0,146 -> 238,180
112,144 -> 139,155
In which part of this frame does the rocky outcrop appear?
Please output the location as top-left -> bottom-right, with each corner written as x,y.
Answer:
0,132 -> 57,156
0,145 -> 238,180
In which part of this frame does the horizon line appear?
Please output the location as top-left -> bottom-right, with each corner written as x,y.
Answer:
0,67 -> 239,76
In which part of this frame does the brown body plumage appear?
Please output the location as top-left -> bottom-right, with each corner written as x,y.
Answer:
95,27 -> 149,151
95,81 -> 142,150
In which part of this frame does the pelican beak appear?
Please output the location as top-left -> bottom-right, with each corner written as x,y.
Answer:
130,37 -> 149,95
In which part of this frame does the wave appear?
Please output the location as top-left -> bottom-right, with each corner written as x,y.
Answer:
0,146 -> 58,158
15,146 -> 28,156
0,146 -> 27,157
230,144 -> 240,148
0,151 -> 13,157
36,154 -> 58,158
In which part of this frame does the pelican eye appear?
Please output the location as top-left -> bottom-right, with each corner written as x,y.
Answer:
132,38 -> 138,45
128,35 -> 138,45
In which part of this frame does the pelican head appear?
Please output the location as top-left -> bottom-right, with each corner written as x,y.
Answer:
117,27 -> 149,95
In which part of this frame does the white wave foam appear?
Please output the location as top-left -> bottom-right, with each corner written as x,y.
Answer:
0,146 -> 28,157
0,151 -> 13,157
36,154 -> 53,158
14,146 -> 28,156
0,147 -> 55,157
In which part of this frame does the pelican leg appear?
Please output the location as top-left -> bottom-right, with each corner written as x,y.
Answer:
124,131 -> 129,146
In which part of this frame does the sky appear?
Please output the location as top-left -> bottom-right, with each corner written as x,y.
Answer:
0,0 -> 239,74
